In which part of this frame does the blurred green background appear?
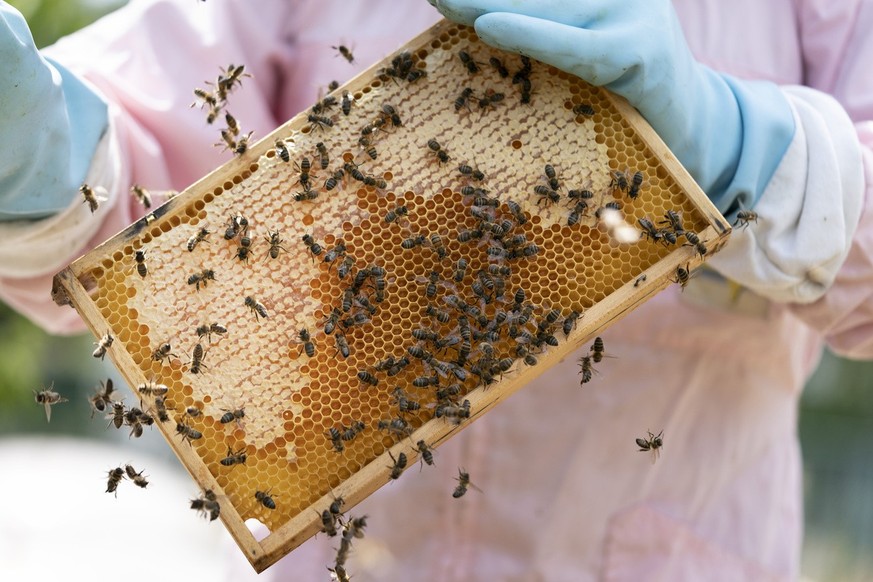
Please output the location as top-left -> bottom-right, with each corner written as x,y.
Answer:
3,0 -> 873,579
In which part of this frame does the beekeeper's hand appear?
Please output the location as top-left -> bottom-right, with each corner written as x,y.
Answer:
0,2 -> 107,221
428,0 -> 796,211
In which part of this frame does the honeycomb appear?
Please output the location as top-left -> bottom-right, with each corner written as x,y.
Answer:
53,20 -> 729,572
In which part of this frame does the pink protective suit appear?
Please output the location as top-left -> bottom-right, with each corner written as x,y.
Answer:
4,0 -> 873,580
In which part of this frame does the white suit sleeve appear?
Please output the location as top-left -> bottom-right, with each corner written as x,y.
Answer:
707,86 -> 864,304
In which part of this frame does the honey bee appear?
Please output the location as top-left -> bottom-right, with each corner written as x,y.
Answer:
416,440 -> 435,468
220,446 -> 248,467
307,113 -> 334,132
106,466 -> 125,496
357,370 -> 378,386
233,131 -> 253,156
335,334 -> 350,359
454,87 -> 474,112
333,44 -> 355,64
572,103 -> 595,117
591,336 -> 607,363
562,311 -> 581,337
328,80 -> 340,92
191,87 -> 218,109
426,138 -> 451,164
628,171 -> 644,199
151,342 -> 177,363
506,200 -> 527,225
402,234 -> 427,250
187,268 -> 216,291
125,464 -> 149,488
341,90 -> 353,116
196,322 -> 227,343
637,217 -> 662,243
268,138 -> 290,163
543,164 -> 560,191
255,489 -> 276,510
328,427 -> 345,453
429,233 -> 448,260
244,295 -> 268,320
384,204 -> 409,224
224,213 -> 248,240
132,250 -> 148,278
388,451 -> 407,480
137,379 -> 169,399
80,184 -> 106,213
34,383 -> 67,423
130,184 -> 152,209
458,50 -> 479,74
152,396 -> 170,423
673,264 -> 691,290
610,170 -> 630,193
88,378 -> 116,417
302,233 -> 323,258
324,168 -> 344,191
208,401 -> 241,424
186,406 -> 201,418
323,241 -> 347,265
489,56 -> 509,78
734,209 -> 759,229
176,420 -> 203,444
216,63 -> 251,96
310,142 -> 329,171
191,489 -> 221,521
341,420 -> 366,442
189,342 -> 207,374
187,225 -> 211,252
636,430 -> 664,463
435,399 -> 471,424
107,401 -> 125,430
92,331 -> 114,360
452,468 -> 481,498
377,416 -> 412,438
568,201 -> 589,226
391,387 -> 421,413
660,209 -> 684,233
321,508 -> 339,537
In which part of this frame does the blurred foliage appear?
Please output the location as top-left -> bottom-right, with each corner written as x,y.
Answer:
7,0 -> 127,48
1,0 -> 872,579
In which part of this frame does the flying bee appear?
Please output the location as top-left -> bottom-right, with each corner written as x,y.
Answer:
107,401 -> 125,430
573,103 -> 595,117
636,430 -> 664,463
189,342 -> 207,374
191,87 -> 218,109
92,331 -> 114,360
191,489 -> 221,521
187,268 -> 216,291
216,63 -> 251,95
388,451 -> 407,480
244,295 -> 268,320
321,509 -> 339,537
357,370 -> 378,386
333,44 -> 355,63
106,467 -> 125,496
452,468 -> 481,498
255,489 -> 276,510
578,355 -> 595,385
384,204 -> 408,224
80,184 -> 106,213
224,111 -> 240,136
187,225 -> 211,252
458,50 -> 479,73
219,406 -> 245,425
176,421 -> 203,444
220,446 -> 248,467
335,334 -> 350,359
133,250 -> 148,278
88,378 -> 116,417
124,464 -> 149,488
734,208 -> 759,229
454,87 -> 474,112
34,384 -> 67,423
590,336 -> 607,363
233,131 -> 253,156
302,233 -> 323,258
341,90 -> 353,116
129,184 -> 152,209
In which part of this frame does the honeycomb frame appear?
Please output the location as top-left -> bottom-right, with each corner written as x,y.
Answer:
53,20 -> 730,572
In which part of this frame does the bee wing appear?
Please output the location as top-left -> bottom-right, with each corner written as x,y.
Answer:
93,185 -> 109,203
43,401 -> 52,423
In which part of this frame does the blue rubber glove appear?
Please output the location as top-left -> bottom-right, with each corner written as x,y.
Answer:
429,0 -> 795,212
0,2 -> 108,221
